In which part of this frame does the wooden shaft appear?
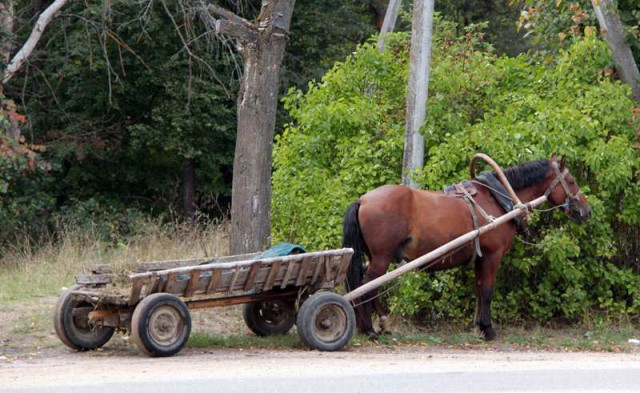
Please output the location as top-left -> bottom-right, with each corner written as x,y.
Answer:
343,195 -> 547,302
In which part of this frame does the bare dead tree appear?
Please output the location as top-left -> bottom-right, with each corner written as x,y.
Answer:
207,0 -> 295,254
2,0 -> 69,85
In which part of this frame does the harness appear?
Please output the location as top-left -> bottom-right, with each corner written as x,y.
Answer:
444,159 -> 580,264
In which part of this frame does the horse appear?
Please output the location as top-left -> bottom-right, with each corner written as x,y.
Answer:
342,154 -> 591,340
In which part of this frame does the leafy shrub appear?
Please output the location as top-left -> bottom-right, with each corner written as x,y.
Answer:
272,24 -> 640,325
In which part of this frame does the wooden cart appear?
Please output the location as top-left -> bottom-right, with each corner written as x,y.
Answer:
54,248 -> 355,357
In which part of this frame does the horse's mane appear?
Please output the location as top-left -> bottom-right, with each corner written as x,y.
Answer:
501,159 -> 549,190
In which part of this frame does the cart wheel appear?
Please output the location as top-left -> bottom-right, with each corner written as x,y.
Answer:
296,292 -> 355,351
243,300 -> 296,337
53,285 -> 115,351
131,293 -> 191,357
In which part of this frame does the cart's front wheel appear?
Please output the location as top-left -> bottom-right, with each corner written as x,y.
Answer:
131,293 -> 191,357
53,285 -> 115,351
243,299 -> 296,337
297,292 -> 354,351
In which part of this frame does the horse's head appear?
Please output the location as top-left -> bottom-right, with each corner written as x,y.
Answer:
544,154 -> 591,223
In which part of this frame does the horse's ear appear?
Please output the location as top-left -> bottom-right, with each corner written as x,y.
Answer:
551,153 -> 558,161
560,155 -> 567,169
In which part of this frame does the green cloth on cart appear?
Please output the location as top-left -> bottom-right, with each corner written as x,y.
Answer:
255,242 -> 306,259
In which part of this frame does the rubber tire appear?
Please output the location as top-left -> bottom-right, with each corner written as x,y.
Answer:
131,293 -> 192,357
53,285 -> 115,351
243,300 -> 296,337
296,292 -> 355,351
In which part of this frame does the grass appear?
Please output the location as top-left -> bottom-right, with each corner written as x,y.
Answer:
0,219 -> 230,303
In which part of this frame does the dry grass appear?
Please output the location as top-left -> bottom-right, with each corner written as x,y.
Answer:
0,219 -> 231,303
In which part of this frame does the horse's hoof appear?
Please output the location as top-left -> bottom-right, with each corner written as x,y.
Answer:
482,328 -> 497,341
366,330 -> 379,341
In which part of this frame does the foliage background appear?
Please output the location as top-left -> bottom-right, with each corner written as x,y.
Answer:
271,20 -> 640,325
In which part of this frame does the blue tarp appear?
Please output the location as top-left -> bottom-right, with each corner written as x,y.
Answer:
255,242 -> 306,259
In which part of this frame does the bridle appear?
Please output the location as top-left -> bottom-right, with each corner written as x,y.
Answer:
543,161 -> 582,207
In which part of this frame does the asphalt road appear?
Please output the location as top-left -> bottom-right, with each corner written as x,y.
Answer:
2,347 -> 639,393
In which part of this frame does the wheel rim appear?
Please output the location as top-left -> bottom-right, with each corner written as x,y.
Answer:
311,303 -> 348,343
259,301 -> 289,326
70,304 -> 93,334
148,305 -> 186,347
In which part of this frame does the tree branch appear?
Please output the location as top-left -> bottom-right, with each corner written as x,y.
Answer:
207,3 -> 256,43
2,0 -> 70,85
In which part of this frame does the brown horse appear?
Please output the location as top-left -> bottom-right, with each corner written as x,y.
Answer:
342,154 -> 591,340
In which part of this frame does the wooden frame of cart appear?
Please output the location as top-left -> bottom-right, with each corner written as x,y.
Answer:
54,248 -> 355,356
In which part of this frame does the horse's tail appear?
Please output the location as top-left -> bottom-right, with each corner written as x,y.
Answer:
342,200 -> 365,292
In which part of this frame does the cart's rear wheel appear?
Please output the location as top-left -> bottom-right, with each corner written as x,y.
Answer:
53,285 -> 115,351
243,299 -> 296,337
297,292 -> 354,351
131,293 -> 191,357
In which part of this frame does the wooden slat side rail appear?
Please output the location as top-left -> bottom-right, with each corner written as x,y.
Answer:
228,267 -> 241,292
206,269 -> 222,294
336,253 -> 351,284
244,263 -> 261,291
123,248 -> 354,298
280,259 -> 297,289
128,249 -> 354,280
164,272 -> 180,294
263,260 -> 281,291
295,257 -> 312,286
310,256 -> 324,285
183,271 -> 201,298
129,277 -> 144,305
143,275 -> 163,297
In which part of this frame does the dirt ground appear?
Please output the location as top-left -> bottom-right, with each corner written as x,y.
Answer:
0,295 -> 252,362
1,293 -> 639,364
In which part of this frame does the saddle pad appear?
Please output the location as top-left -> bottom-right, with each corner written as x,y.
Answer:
443,181 -> 477,197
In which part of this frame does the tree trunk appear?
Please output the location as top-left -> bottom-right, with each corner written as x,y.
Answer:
591,0 -> 640,100
0,0 -> 19,139
0,1 -> 13,73
377,0 -> 402,51
182,157 -> 196,221
209,1 -> 295,254
402,0 -> 434,188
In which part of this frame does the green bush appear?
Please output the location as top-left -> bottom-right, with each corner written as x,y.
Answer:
272,24 -> 640,325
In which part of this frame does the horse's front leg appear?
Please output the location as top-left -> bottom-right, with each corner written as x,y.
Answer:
474,256 -> 499,341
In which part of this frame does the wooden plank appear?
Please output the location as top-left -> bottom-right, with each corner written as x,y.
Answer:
87,264 -> 112,274
129,277 -> 144,305
228,267 -> 241,291
295,257 -> 311,286
164,272 -> 180,294
324,257 -> 332,281
310,256 -> 323,285
280,259 -> 297,289
335,253 -> 351,283
75,274 -> 111,285
135,258 -> 214,272
143,275 -> 163,297
206,269 -> 222,294
244,263 -> 261,291
187,289 -> 298,310
263,260 -> 281,291
183,270 -> 201,298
